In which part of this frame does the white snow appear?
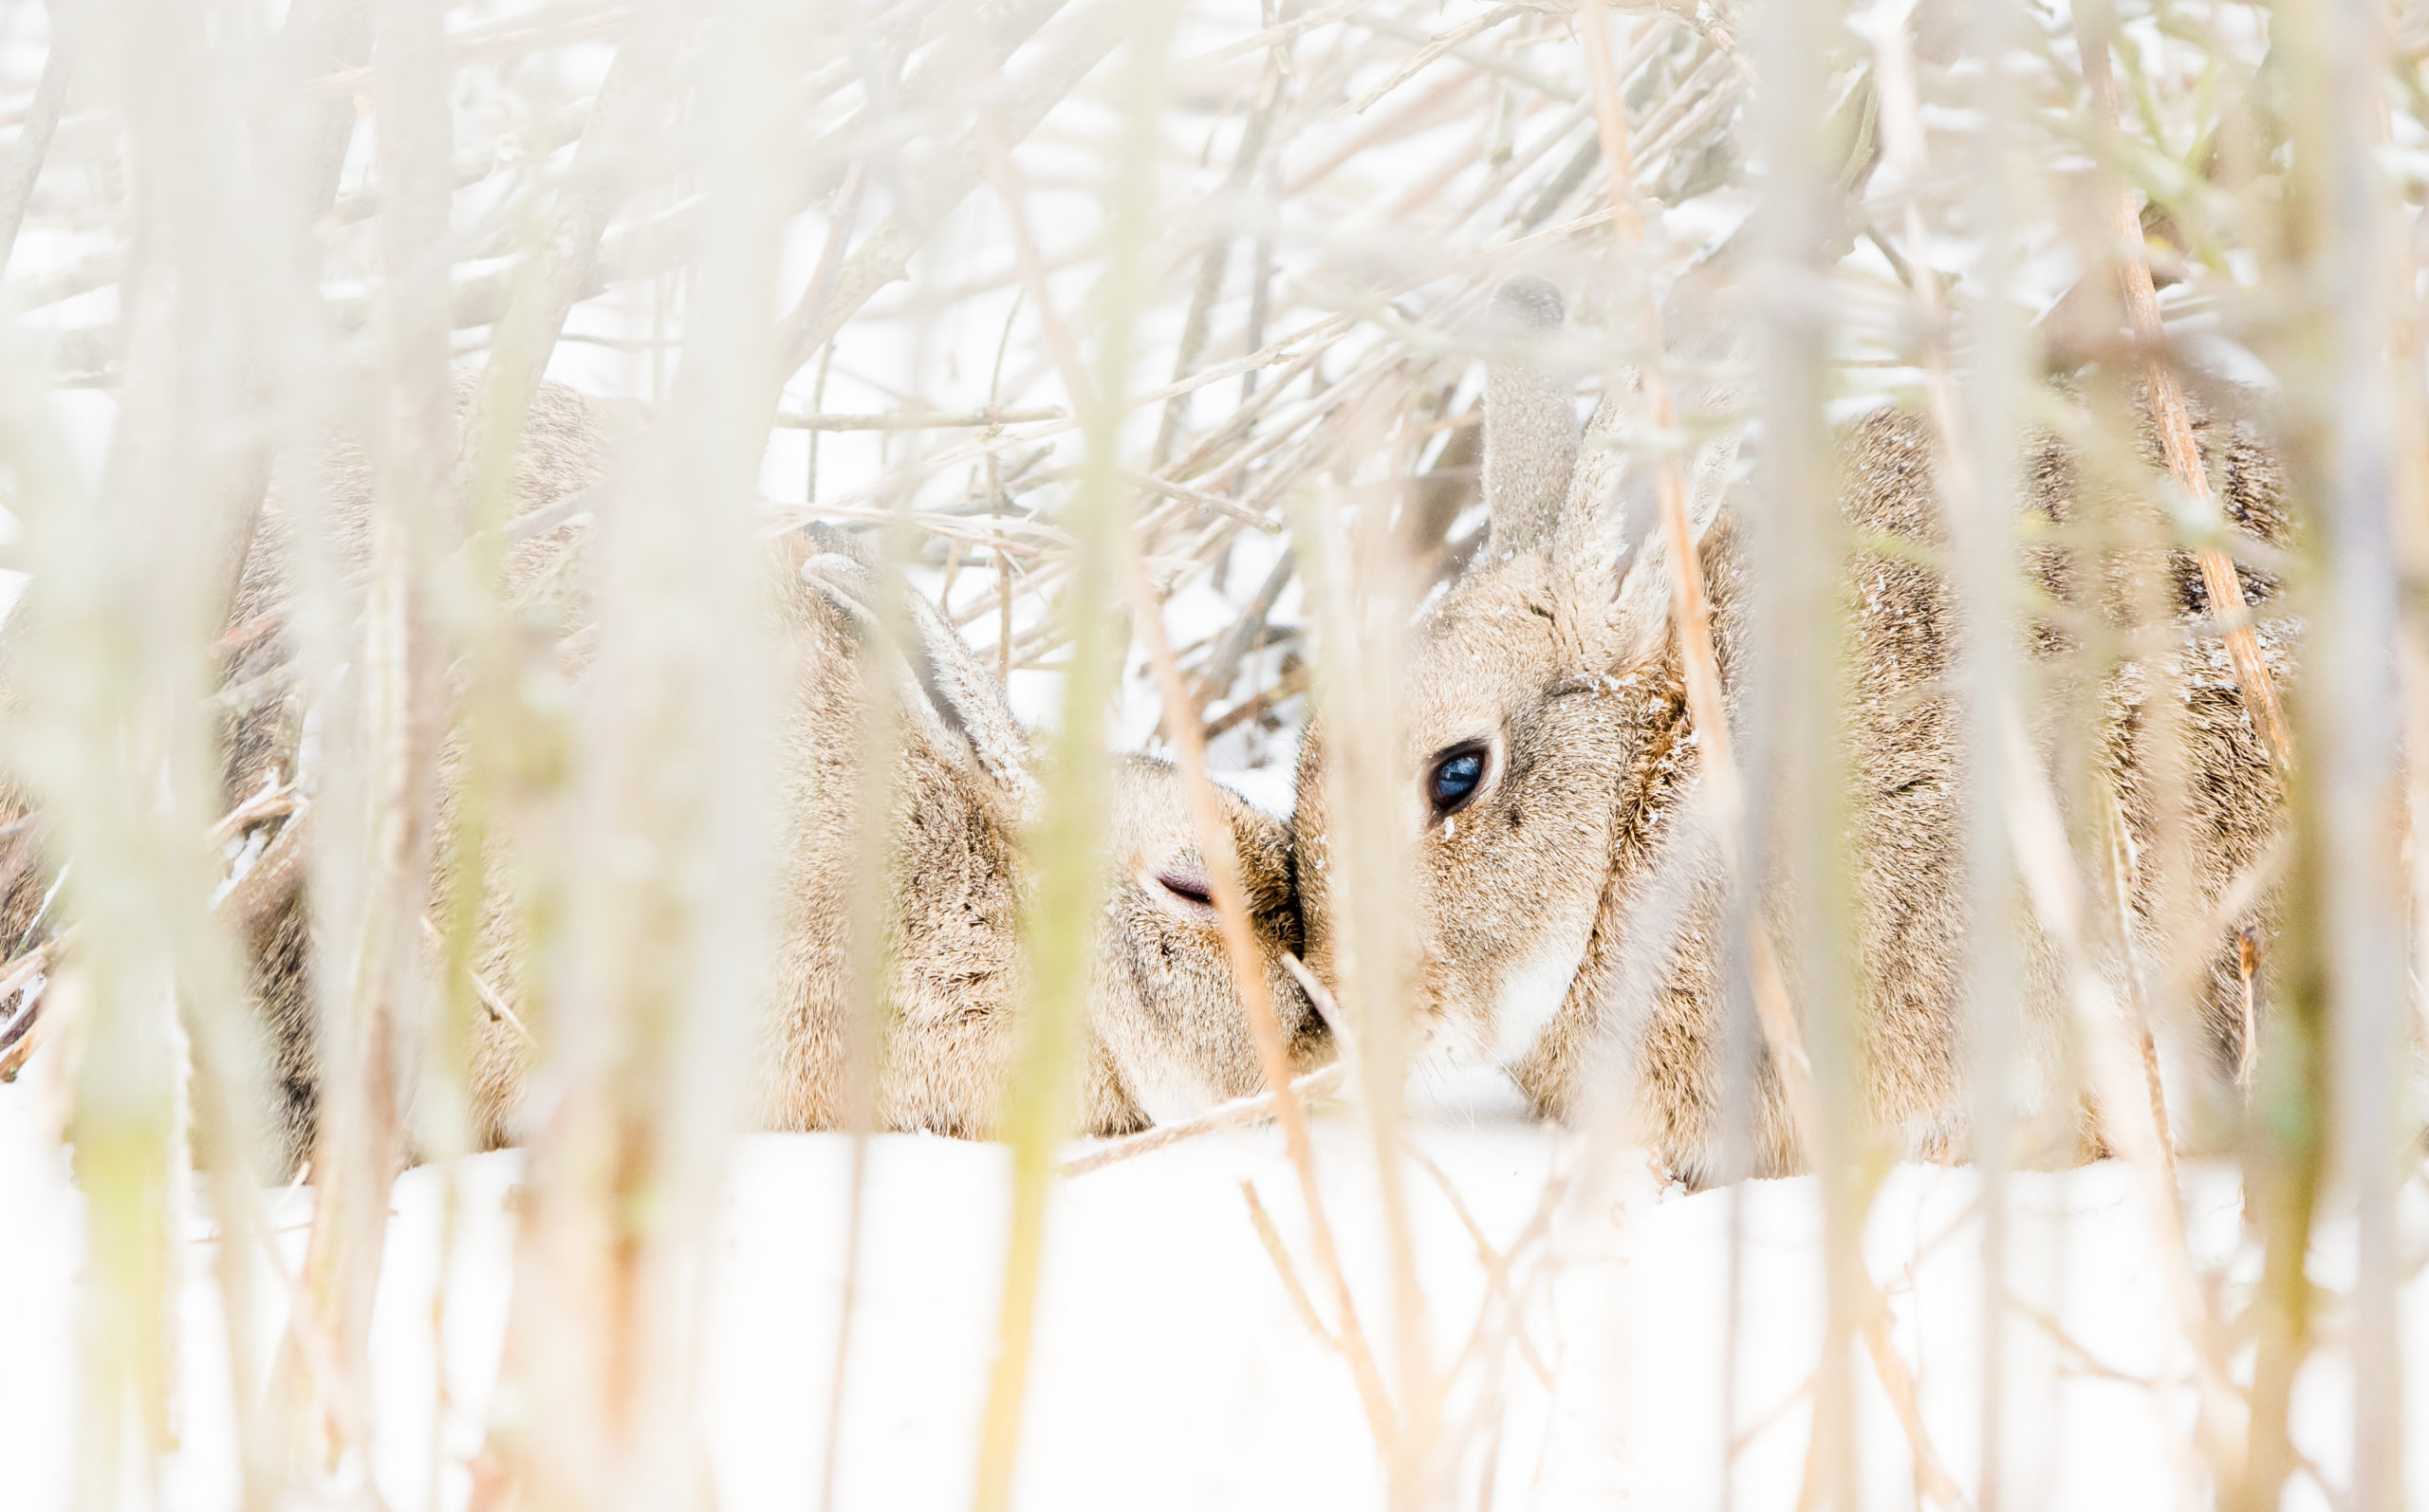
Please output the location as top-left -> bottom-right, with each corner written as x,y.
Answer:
7,1067 -> 2425,1512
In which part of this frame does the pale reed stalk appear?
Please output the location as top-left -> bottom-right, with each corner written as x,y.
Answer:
1872,4 -> 2030,1503
2197,2 -> 2398,1505
2079,22 -> 2293,781
8,4 -> 270,1504
822,51 -> 929,1502
239,12 -> 374,1502
971,7 -> 1177,1510
481,4 -> 792,1510
1748,0 -> 1867,1504
284,3 -> 454,1490
2064,11 -> 2264,1500
1291,396 -> 1430,1498
2264,3 -> 2408,1509
169,3 -> 363,1503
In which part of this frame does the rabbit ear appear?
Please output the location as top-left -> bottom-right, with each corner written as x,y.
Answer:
1537,370 -> 1744,666
1551,386 -> 1654,591
1480,276 -> 1582,562
1599,409 -> 1742,658
796,526 -> 1040,813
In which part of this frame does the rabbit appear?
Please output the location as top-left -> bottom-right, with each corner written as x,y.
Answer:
1292,276 -> 2291,1187
4,378 -> 1321,1175
732,522 -> 1317,1146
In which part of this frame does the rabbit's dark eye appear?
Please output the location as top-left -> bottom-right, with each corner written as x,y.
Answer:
1426,743 -> 1489,819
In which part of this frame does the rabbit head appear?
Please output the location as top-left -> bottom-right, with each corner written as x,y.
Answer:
795,528 -> 1319,1133
1094,755 -> 1316,1122
1294,278 -> 1730,1078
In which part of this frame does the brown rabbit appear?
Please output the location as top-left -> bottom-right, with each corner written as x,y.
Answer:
1293,278 -> 2291,1187
6,379 -> 1320,1174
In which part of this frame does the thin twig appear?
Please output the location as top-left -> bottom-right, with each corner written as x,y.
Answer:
1059,1062 -> 1347,1176
207,780 -> 305,846
1120,469 -> 1285,533
2080,27 -> 2293,775
1240,1178 -> 1339,1349
1154,48 -> 1289,469
0,928 -> 65,1077
415,914 -> 535,1049
1857,1285 -> 1970,1510
772,406 -> 1065,432
1195,546 -> 1298,707
214,801 -> 313,933
1998,708 -> 2248,1459
306,5 -> 639,100
1203,664 -> 1309,740
1181,0 -> 1369,73
463,10 -> 684,515
1401,1139 -> 1554,1390
1338,3 -> 1528,120
2018,1303 -> 2159,1389
1348,10 -> 1581,103
773,159 -> 868,390
0,36 -> 71,267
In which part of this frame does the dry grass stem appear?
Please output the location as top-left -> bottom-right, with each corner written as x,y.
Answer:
1122,542 -> 1399,1444
982,73 -> 1399,1455
1997,710 -> 2244,1459
773,406 -> 1066,432
1058,1063 -> 1349,1178
1240,1177 -> 1340,1351
2077,19 -> 2292,776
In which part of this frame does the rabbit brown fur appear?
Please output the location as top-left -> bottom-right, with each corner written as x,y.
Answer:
4,378 -> 1319,1175
1293,280 -> 2290,1187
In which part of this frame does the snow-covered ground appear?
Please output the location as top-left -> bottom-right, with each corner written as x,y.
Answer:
7,1067 -> 2422,1512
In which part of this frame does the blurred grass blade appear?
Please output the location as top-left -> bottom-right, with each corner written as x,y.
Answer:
970,4 -> 1177,1509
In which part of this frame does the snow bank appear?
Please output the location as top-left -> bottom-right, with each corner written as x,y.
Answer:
4,1071 -> 2423,1511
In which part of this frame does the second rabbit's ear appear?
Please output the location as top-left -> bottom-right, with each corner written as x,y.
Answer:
797,526 -> 1039,814
1552,386 -> 1741,662
1480,275 -> 1582,563
1553,385 -> 1655,595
